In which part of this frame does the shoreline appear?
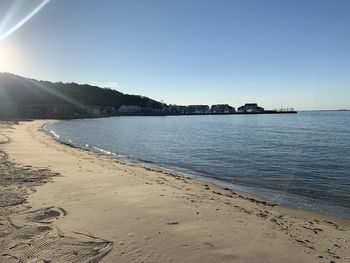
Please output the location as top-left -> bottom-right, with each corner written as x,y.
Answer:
43,119 -> 349,221
42,120 -> 279,207
1,120 -> 349,262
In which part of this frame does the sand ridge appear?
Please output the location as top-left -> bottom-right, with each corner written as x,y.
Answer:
1,120 -> 349,263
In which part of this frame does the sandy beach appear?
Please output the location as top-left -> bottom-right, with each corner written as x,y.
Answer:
0,120 -> 349,263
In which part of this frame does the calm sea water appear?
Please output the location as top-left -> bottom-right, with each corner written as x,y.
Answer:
44,111 -> 350,219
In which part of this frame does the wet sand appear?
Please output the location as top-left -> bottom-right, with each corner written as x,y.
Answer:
0,120 -> 349,263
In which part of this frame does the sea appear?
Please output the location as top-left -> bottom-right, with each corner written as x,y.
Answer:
43,111 -> 350,219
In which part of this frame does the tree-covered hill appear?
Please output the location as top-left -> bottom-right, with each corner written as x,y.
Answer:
0,72 -> 162,109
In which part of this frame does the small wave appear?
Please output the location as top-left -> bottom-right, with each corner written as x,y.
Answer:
89,145 -> 126,158
91,146 -> 113,155
45,126 -> 126,159
49,130 -> 60,139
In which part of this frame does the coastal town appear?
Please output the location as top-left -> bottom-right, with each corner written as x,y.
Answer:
121,102 -> 295,115
0,103 -> 296,120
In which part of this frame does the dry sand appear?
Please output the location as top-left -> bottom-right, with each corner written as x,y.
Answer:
0,120 -> 349,263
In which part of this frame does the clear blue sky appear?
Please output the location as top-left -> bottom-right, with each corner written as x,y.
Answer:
0,0 -> 349,110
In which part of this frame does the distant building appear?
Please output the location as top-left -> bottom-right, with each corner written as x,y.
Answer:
19,105 -> 105,119
210,104 -> 235,114
118,105 -> 143,113
237,103 -> 264,113
0,104 -> 109,119
165,105 -> 187,115
21,104 -> 75,118
186,105 -> 210,114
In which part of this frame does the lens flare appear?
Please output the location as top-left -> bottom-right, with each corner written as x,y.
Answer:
0,0 -> 50,41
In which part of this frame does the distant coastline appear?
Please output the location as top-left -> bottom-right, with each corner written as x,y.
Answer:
0,102 -> 297,120
0,73 -> 297,120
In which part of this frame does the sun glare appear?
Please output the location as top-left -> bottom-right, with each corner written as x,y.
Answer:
0,42 -> 18,72
0,0 -> 51,72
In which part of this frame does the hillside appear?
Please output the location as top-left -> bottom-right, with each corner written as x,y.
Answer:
0,73 -> 161,109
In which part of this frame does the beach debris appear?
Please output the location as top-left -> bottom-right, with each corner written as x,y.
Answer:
166,221 -> 179,225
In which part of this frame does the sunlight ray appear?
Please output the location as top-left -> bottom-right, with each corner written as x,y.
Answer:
0,0 -> 50,41
14,75 -> 83,107
0,0 -> 21,35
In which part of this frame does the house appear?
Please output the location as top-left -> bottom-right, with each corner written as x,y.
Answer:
210,104 -> 235,114
237,103 -> 264,113
186,105 -> 210,114
165,105 -> 187,115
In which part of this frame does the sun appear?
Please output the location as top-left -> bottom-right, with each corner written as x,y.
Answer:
0,44 -> 9,72
0,42 -> 18,72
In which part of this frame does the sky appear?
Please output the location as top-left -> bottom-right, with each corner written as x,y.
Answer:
0,0 -> 349,110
